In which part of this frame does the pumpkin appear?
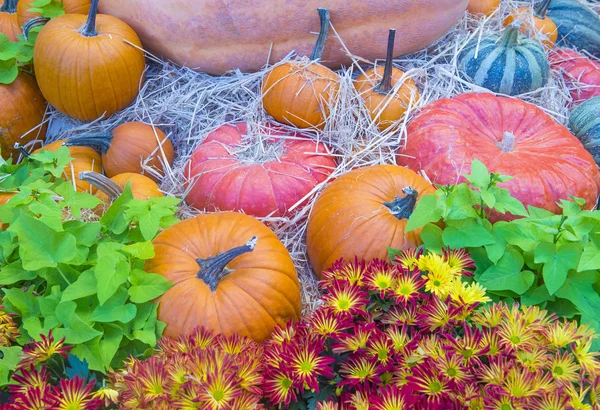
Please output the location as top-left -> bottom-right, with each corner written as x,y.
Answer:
547,0 -> 600,58
0,0 -> 19,41
185,122 -> 335,217
145,211 -> 302,342
34,140 -> 102,193
17,0 -> 91,27
503,0 -> 558,48
568,96 -> 600,165
306,164 -> 435,277
467,0 -> 500,16
67,122 -> 174,182
458,27 -> 550,96
98,0 -> 469,76
0,73 -> 47,160
550,48 -> 600,105
397,93 -> 600,221
262,8 -> 339,129
32,0 -> 145,121
353,29 -> 420,131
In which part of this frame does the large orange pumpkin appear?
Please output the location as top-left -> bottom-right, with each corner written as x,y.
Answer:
145,212 -> 302,342
0,73 -> 47,160
306,164 -> 435,278
17,0 -> 91,27
98,0 -> 469,76
354,29 -> 420,131
33,0 -> 145,121
0,0 -> 19,41
397,93 -> 600,221
34,140 -> 102,193
503,0 -> 558,49
262,8 -> 339,129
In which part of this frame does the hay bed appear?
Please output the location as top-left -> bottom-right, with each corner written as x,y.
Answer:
33,0 -> 600,315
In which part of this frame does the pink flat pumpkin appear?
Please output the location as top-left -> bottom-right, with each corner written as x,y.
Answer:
550,48 -> 600,105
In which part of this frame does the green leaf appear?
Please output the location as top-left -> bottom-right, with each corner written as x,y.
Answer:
99,324 -> 124,370
495,221 -> 550,252
0,346 -> 22,386
420,224 -> 444,254
2,287 -> 39,318
484,225 -> 507,264
480,189 -> 496,208
62,270 -> 97,301
492,188 -> 528,217
125,199 -> 177,240
94,243 -> 129,305
0,34 -> 17,60
100,184 -> 134,235
478,249 -> 534,295
463,159 -> 490,189
446,184 -> 479,220
8,213 -> 77,270
71,336 -> 104,373
91,301 -> 137,324
63,220 -> 101,247
580,315 -> 600,352
521,284 -> 554,306
0,261 -> 36,285
123,241 -> 155,260
534,243 -> 581,295
442,218 -> 495,248
556,272 -> 600,322
128,269 -> 172,303
0,58 -> 18,85
54,301 -> 103,344
29,0 -> 65,18
405,195 -> 442,231
578,240 -> 600,272
56,182 -> 102,218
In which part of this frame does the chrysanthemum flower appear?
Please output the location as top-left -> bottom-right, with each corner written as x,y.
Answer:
236,355 -> 263,396
436,353 -> 470,386
442,248 -> 475,276
366,331 -> 395,366
479,357 -> 512,386
216,332 -> 258,356
339,354 -> 382,387
416,335 -> 446,361
364,259 -> 398,298
393,270 -> 425,305
574,338 -> 600,376
483,394 -> 525,410
497,318 -> 537,352
263,368 -> 298,407
321,258 -> 368,288
518,305 -> 555,330
316,400 -> 339,410
18,330 -> 72,368
386,325 -> 413,352
445,325 -> 489,365
49,377 -> 103,410
382,305 -> 418,326
406,362 -> 451,406
10,365 -> 49,395
392,248 -> 423,270
480,328 -> 502,356
322,280 -> 370,317
417,295 -> 461,331
309,307 -> 353,338
270,320 -> 308,346
471,303 -> 506,328
343,389 -> 371,410
287,337 -> 334,391
447,279 -> 491,306
501,366 -> 542,399
136,356 -> 170,403
547,351 -> 580,385
516,347 -> 548,373
91,386 -> 120,408
230,391 -> 263,410
331,323 -> 377,354
370,385 -> 409,410
529,392 -> 571,410
422,262 -> 457,299
542,320 -> 584,349
9,384 -> 54,410
193,369 -> 242,410
0,306 -> 19,346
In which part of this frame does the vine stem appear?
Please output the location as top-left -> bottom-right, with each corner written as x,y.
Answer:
534,0 -> 553,19
80,0 -> 100,37
310,8 -> 330,60
374,29 -> 396,94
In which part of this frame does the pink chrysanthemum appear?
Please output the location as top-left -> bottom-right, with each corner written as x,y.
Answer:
392,248 -> 423,270
48,377 -> 102,410
331,322 -> 377,354
308,308 -> 353,338
442,247 -> 475,276
263,368 -> 298,407
370,385 -> 410,410
363,259 -> 398,298
339,354 -> 382,387
321,257 -> 368,288
287,337 -> 335,391
393,269 -> 425,305
19,330 -> 72,368
322,279 -> 370,317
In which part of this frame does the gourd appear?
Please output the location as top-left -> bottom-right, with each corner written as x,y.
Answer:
397,93 -> 600,221
458,27 -> 550,96
467,0 -> 501,16
32,0 -> 145,121
550,48 -> 600,105
547,0 -> 600,58
98,0 -> 469,75
568,96 -> 600,165
185,122 -> 336,217
353,29 -> 420,130
66,122 -> 174,182
0,0 -> 19,41
262,8 -> 339,129
503,0 -> 558,48
306,164 -> 435,277
145,211 -> 302,342
0,73 -> 47,160
17,0 -> 91,27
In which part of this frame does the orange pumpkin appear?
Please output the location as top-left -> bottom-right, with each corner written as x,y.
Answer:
467,0 -> 500,16
262,8 -> 339,129
503,0 -> 558,49
34,140 -> 102,193
68,122 -> 175,181
0,73 -> 47,160
145,212 -> 302,342
354,29 -> 420,130
33,0 -> 145,121
0,0 -> 19,41
17,0 -> 91,27
306,164 -> 435,278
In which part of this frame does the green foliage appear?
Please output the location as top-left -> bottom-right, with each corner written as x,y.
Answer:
28,0 -> 67,18
0,148 -> 178,374
407,159 -> 600,340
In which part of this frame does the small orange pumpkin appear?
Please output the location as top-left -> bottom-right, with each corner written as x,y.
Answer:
17,0 -> 91,27
354,29 -> 420,131
262,8 -> 340,129
145,211 -> 302,342
33,140 -> 102,193
306,164 -> 435,278
503,0 -> 558,49
467,0 -> 501,16
33,0 -> 145,121
0,0 -> 19,41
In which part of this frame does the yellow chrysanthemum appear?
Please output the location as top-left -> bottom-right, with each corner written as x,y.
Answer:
548,351 -> 580,385
472,304 -> 506,328
418,253 -> 462,278
447,279 -> 491,305
574,338 -> 600,376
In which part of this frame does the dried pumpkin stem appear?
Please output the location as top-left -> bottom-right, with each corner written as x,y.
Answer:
502,27 -> 520,46
310,8 -> 330,61
534,0 -> 553,18
81,0 -> 100,37
196,237 -> 258,292
23,17 -> 51,41
498,132 -> 516,153
383,187 -> 418,220
64,135 -> 112,154
375,29 -> 396,94
0,0 -> 17,13
79,171 -> 123,199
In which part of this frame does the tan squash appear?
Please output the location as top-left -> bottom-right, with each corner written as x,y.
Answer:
98,0 -> 469,75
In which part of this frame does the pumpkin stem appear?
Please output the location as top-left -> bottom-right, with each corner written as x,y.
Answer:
534,0 -> 553,18
498,132 -> 516,153
64,135 -> 112,154
79,171 -> 123,199
374,29 -> 396,95
0,0 -> 17,13
13,143 -> 31,159
23,17 -> 51,41
80,0 -> 100,37
383,187 -> 418,220
196,237 -> 258,292
501,27 -> 520,46
310,8 -> 330,61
